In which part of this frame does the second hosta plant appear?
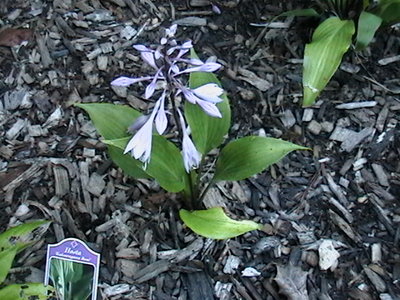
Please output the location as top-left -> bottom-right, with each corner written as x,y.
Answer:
78,25 -> 308,239
276,0 -> 400,106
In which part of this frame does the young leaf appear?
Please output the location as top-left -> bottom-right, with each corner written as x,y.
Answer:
76,103 -> 148,178
105,135 -> 186,192
0,283 -> 53,300
302,17 -> 355,107
355,11 -> 382,50
0,220 -> 49,253
213,136 -> 308,181
179,207 -> 262,239
372,0 -> 400,24
185,49 -> 231,155
0,246 -> 18,284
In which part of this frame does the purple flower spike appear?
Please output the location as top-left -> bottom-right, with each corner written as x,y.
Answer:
128,115 -> 150,133
178,110 -> 201,172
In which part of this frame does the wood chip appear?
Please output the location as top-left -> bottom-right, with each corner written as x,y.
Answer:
237,68 -> 272,91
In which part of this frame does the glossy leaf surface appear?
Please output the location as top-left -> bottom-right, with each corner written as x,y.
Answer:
213,136 -> 308,181
180,207 -> 262,239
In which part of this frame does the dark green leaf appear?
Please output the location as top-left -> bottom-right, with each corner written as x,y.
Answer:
185,49 -> 231,155
372,0 -> 400,24
105,135 -> 186,192
277,8 -> 320,18
303,17 -> 355,107
180,207 -> 262,239
213,136 -> 308,181
76,103 -> 148,178
355,11 -> 382,50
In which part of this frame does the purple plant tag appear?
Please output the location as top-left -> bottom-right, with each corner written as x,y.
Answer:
44,238 -> 100,300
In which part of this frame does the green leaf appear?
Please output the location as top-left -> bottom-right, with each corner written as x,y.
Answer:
277,8 -> 320,18
185,49 -> 231,155
213,137 -> 308,181
76,103 -> 140,139
373,0 -> 400,24
0,246 -> 18,284
180,207 -> 262,239
105,135 -> 186,192
0,283 -> 53,300
76,103 -> 148,178
355,11 -> 382,50
0,220 -> 49,253
302,17 -> 355,107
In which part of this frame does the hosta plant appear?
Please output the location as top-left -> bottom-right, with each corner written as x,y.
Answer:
77,25 -> 308,239
276,0 -> 400,106
0,220 -> 53,300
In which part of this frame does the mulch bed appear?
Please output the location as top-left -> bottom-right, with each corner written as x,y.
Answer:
1,0 -> 400,299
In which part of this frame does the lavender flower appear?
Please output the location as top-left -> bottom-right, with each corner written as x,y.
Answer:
178,110 -> 201,172
124,95 -> 166,165
111,24 -> 224,164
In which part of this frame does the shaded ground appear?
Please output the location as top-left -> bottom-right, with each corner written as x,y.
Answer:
1,0 -> 400,299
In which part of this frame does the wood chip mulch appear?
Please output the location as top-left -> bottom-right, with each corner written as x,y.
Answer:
1,0 -> 400,299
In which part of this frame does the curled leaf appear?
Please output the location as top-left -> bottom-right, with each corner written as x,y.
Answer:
179,207 -> 262,239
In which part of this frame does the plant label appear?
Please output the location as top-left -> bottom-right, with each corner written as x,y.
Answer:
44,238 -> 100,300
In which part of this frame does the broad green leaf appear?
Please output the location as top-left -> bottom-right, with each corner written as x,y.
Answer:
0,220 -> 49,253
0,283 -> 53,300
302,17 -> 355,107
76,103 -> 140,139
355,11 -> 382,50
76,103 -> 148,178
185,49 -> 231,155
0,246 -> 18,284
105,135 -> 186,192
180,207 -> 262,239
277,8 -> 320,18
373,0 -> 400,24
213,137 -> 308,181
108,144 -> 149,179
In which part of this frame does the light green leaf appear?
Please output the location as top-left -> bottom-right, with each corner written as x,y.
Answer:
355,11 -> 382,50
76,103 -> 148,178
185,49 -> 231,155
0,283 -> 53,300
0,220 -> 49,253
179,207 -> 262,239
105,135 -> 186,192
213,136 -> 308,181
0,246 -> 18,284
302,17 -> 355,107
76,103 -> 140,139
373,0 -> 400,24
